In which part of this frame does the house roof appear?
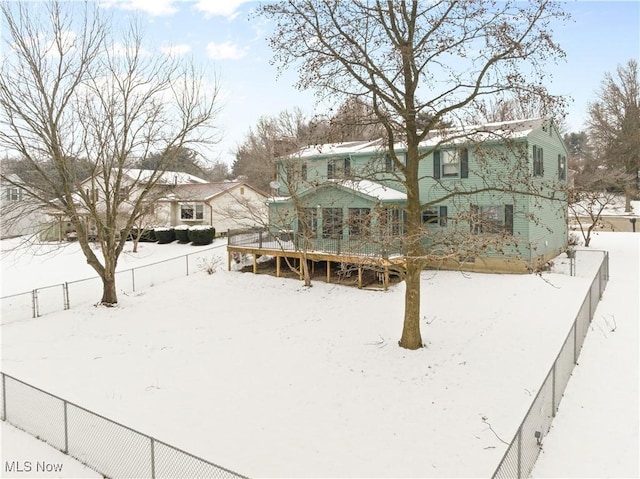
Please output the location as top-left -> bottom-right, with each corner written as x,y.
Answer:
122,169 -> 208,185
334,179 -> 406,201
157,181 -> 262,202
269,179 -> 406,204
282,117 -> 548,160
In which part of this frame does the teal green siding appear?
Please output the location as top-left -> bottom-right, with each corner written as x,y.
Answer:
271,120 -> 568,266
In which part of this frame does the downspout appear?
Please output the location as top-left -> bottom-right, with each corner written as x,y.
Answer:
206,201 -> 213,229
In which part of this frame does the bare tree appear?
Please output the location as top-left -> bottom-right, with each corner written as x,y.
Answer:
588,59 -> 640,212
258,0 -> 569,349
232,108 -> 310,192
568,169 -> 629,246
0,1 -> 220,305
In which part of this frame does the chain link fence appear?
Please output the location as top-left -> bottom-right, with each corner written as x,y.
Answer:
1,372 -> 247,479
1,244 -> 224,325
492,250 -> 609,479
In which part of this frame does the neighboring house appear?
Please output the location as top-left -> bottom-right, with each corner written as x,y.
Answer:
0,173 -> 46,239
41,169 -> 267,240
154,180 -> 268,234
230,118 -> 569,276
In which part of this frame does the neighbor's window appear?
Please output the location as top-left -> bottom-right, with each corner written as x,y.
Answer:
7,187 -> 20,201
180,204 -> 204,220
533,145 -> 544,177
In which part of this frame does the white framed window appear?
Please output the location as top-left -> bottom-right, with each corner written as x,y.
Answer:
180,203 -> 204,220
442,150 -> 460,177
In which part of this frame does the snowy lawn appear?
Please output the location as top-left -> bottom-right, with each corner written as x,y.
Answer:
0,233 -> 635,477
1,422 -> 102,478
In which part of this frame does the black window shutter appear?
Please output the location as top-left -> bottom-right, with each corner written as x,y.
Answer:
505,204 -> 514,234
439,205 -> 448,227
460,148 -> 469,178
433,150 -> 440,179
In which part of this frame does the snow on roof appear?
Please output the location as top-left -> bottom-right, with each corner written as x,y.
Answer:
334,179 -> 406,201
294,139 -> 383,158
158,181 -> 254,202
284,118 -> 547,159
123,169 -> 208,185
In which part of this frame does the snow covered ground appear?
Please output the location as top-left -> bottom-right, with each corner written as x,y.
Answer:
0,232 -> 637,477
1,422 -> 102,478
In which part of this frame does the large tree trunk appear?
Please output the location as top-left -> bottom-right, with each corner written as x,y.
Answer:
399,142 -> 423,350
100,275 -> 118,306
400,256 -> 423,349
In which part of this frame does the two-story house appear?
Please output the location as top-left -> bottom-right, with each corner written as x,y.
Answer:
228,118 -> 569,280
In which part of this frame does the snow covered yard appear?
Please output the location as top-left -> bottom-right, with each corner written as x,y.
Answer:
0,233 -> 636,477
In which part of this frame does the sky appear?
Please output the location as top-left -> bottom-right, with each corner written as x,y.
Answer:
3,1 -> 640,168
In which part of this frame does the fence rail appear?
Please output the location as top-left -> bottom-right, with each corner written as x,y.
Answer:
492,250 -> 609,478
0,372 -> 247,479
1,244 -> 224,324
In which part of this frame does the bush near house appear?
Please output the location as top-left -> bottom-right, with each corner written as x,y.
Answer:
188,225 -> 215,245
122,228 -> 156,242
175,225 -> 191,243
154,227 -> 176,244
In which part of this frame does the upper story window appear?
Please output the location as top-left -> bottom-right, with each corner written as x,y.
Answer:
180,203 -> 204,221
558,154 -> 567,181
285,162 -> 308,184
433,148 -> 468,179
328,157 -> 351,179
384,152 -> 406,173
6,187 -> 21,201
533,145 -> 544,177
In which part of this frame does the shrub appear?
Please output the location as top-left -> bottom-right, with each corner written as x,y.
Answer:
188,225 -> 215,245
154,227 -> 176,244
174,225 -> 191,243
127,228 -> 156,242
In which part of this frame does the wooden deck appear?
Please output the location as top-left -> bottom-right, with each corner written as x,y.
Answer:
227,243 -> 406,290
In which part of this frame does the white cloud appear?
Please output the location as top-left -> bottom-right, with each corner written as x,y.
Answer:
205,41 -> 246,60
100,0 -> 179,17
193,0 -> 252,19
159,43 -> 192,57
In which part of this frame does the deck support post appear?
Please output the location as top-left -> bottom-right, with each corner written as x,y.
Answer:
253,254 -> 258,274
276,255 -> 281,277
227,251 -> 232,271
358,266 -> 363,289
384,267 -> 389,291
327,261 -> 331,283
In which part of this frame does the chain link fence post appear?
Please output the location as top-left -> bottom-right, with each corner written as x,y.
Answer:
63,400 -> 69,454
31,289 -> 38,318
